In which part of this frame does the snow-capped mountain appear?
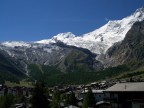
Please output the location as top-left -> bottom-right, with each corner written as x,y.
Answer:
36,7 -> 144,54
1,8 -> 144,55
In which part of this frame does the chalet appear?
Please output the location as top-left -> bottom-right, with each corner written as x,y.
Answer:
105,82 -> 144,108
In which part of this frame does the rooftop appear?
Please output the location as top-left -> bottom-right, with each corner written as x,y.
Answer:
105,82 -> 144,92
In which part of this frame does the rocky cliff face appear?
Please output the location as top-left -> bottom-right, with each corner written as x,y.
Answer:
100,20 -> 144,69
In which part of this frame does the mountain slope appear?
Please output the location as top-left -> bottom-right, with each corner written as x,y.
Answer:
0,50 -> 26,83
0,42 -> 102,73
36,8 -> 144,54
101,20 -> 144,69
54,42 -> 103,72
0,42 -> 104,84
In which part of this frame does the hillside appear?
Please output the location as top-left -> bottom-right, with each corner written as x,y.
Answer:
0,50 -> 25,83
102,20 -> 144,69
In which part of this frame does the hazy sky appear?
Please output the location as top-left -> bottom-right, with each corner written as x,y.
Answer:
0,0 -> 143,41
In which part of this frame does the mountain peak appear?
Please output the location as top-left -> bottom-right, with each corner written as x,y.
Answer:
133,7 -> 144,20
35,32 -> 75,44
135,7 -> 144,13
50,32 -> 76,43
52,32 -> 75,39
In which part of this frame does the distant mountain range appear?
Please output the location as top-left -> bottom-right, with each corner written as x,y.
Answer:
0,7 -> 144,85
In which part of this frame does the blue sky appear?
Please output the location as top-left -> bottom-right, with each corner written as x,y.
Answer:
0,0 -> 143,41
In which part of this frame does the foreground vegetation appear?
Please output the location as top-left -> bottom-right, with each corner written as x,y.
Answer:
0,94 -> 26,108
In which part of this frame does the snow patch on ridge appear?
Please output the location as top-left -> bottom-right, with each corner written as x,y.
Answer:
1,41 -> 31,48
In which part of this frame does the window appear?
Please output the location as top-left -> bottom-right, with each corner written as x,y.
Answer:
140,104 -> 144,108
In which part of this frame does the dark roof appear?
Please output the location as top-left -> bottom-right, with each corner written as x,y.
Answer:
64,105 -> 80,108
105,82 -> 144,92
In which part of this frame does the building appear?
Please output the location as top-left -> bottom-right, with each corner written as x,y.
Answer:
80,89 -> 110,102
105,82 -> 144,108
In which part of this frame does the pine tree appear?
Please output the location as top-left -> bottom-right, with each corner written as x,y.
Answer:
30,82 -> 49,108
68,92 -> 77,106
82,88 -> 96,108
51,90 -> 61,108
0,94 -> 14,108
51,100 -> 59,108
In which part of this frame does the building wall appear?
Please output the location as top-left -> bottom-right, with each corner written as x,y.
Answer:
132,102 -> 144,108
94,93 -> 110,102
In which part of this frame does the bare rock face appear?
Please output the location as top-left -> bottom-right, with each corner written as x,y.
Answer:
100,20 -> 144,68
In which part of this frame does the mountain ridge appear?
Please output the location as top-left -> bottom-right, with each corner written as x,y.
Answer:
36,7 -> 144,54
